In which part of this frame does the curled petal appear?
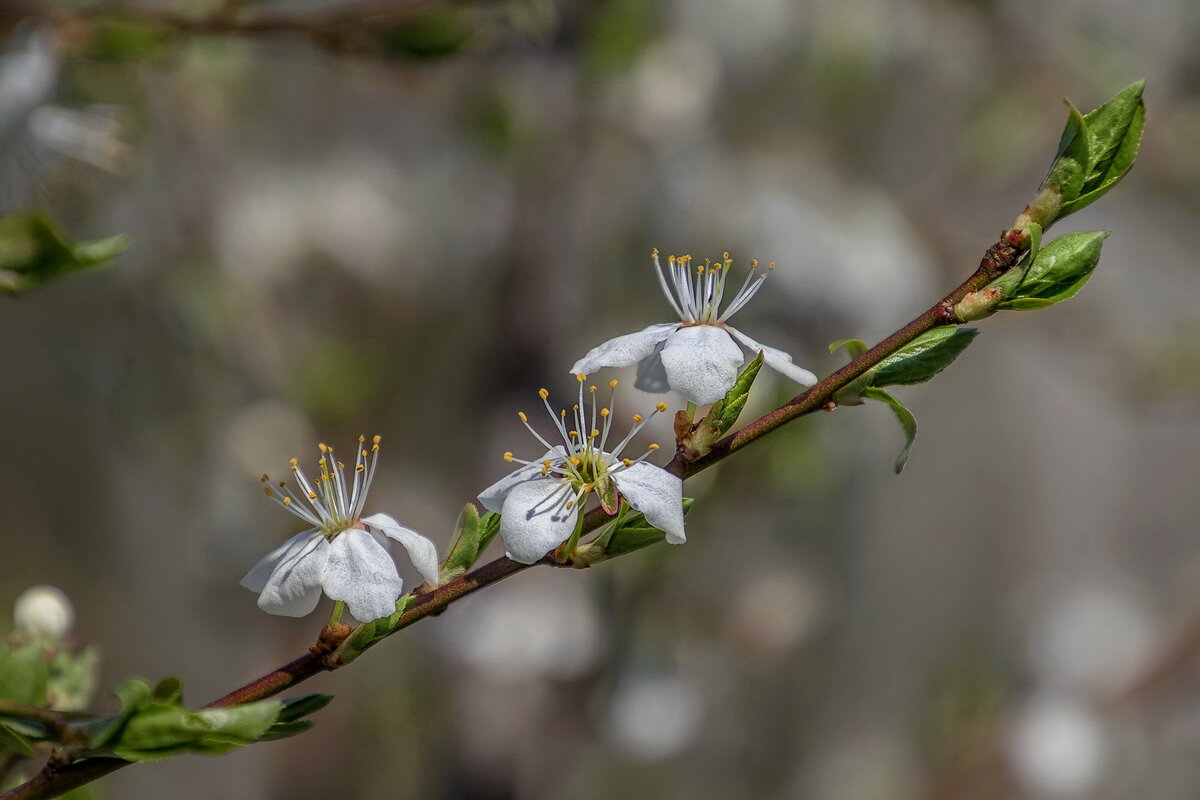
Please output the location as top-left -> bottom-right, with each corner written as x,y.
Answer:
659,325 -> 745,405
248,530 -> 329,617
322,528 -> 404,622
612,462 -> 686,544
364,512 -> 441,587
726,326 -> 817,387
477,447 -> 566,513
499,478 -> 579,564
569,323 -> 678,376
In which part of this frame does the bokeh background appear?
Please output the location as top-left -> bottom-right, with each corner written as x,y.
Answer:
2,1 -> 1199,798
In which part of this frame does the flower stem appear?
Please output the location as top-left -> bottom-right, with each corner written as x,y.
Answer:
328,601 -> 345,626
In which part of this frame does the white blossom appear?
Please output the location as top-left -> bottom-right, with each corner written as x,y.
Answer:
570,250 -> 817,405
479,377 -> 685,564
241,436 -> 439,622
13,585 -> 74,640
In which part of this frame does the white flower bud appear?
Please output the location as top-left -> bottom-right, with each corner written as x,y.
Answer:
13,585 -> 75,640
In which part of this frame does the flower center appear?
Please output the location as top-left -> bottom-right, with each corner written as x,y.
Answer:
651,248 -> 773,325
261,435 -> 381,537
503,376 -> 667,513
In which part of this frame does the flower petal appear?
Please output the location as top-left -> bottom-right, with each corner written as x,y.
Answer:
569,323 -> 678,376
659,325 -> 745,405
249,530 -> 329,617
612,462 -> 686,544
726,326 -> 818,387
499,478 -> 579,564
322,528 -> 404,622
478,447 -> 567,513
364,512 -> 441,587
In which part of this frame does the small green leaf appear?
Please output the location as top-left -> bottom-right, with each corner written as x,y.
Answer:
602,499 -> 694,559
275,694 -> 333,724
1043,100 -> 1090,203
862,388 -> 918,473
829,338 -> 868,358
477,511 -> 501,553
872,327 -> 979,387
441,503 -> 482,581
991,231 -> 1108,309
0,644 -> 49,706
0,721 -> 36,757
0,211 -> 127,294
705,351 -> 763,438
111,699 -> 282,761
1081,81 -> 1145,193
258,719 -> 315,742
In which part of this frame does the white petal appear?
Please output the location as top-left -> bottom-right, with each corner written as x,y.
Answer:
322,529 -> 404,622
364,512 -> 441,587
250,530 -> 329,617
477,447 -> 567,513
499,478 -> 579,564
613,462 -> 686,544
659,325 -> 745,405
569,323 -> 678,376
726,326 -> 818,387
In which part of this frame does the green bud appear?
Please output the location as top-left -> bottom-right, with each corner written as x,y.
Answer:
441,503 -> 482,583
683,352 -> 763,458
989,231 -> 1108,310
954,287 -> 1004,322
0,643 -> 49,706
1017,81 -> 1145,233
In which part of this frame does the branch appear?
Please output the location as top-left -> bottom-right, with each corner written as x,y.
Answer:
0,234 -> 1025,800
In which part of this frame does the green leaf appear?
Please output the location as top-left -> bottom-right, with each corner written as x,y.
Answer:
1043,100 -> 1090,203
602,499 -> 694,559
0,721 -> 35,757
111,700 -> 282,761
441,503 -> 482,582
705,351 -> 763,438
872,327 -> 979,387
275,694 -> 333,724
991,231 -> 1108,309
862,388 -> 918,474
0,211 -> 128,294
1057,82 -> 1146,217
829,338 -> 868,358
477,511 -> 501,553
0,644 -> 49,706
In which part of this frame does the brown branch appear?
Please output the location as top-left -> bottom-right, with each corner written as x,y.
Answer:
0,234 -> 1027,800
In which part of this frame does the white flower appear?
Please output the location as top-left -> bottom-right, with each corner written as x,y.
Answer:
570,250 -> 817,405
240,436 -> 440,622
479,376 -> 685,564
13,585 -> 75,640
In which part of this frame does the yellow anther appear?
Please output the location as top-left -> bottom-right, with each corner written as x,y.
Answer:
569,456 -> 581,466
539,388 -> 549,400
569,430 -> 579,438
651,247 -> 659,256
565,500 -> 575,510
589,385 -> 597,393
289,458 -> 298,467
633,414 -> 643,423
356,464 -> 365,472
600,408 -> 610,417
655,402 -> 668,412
591,429 -> 600,437
668,254 -> 676,263
648,443 -> 660,451
263,486 -> 273,496
278,481 -> 286,488
260,473 -> 269,482
576,373 -> 587,382
319,443 -> 328,453
372,435 -> 382,444
504,452 -> 514,462
371,444 -> 379,452
622,458 -> 633,467
337,461 -> 344,469
759,273 -> 767,279
543,459 -> 552,468
518,411 -> 528,422
750,259 -> 758,268
609,379 -> 618,389
283,497 -> 292,505
308,492 -> 317,499
572,404 -> 580,411
768,262 -> 775,270
361,449 -> 368,457
723,251 -> 730,260
359,434 -> 366,442
696,264 -> 704,274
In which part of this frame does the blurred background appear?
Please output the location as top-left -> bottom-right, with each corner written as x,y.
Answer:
1,0 -> 1199,798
